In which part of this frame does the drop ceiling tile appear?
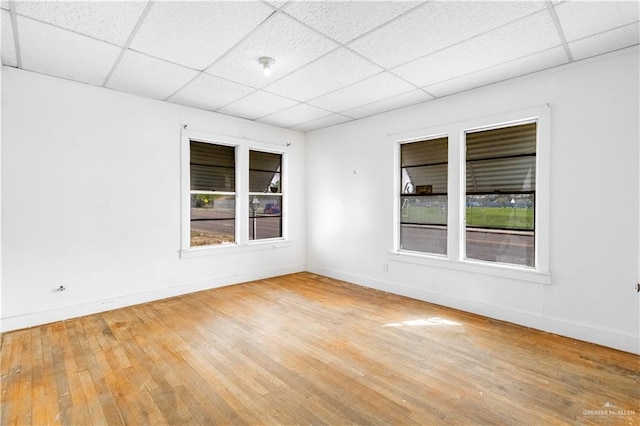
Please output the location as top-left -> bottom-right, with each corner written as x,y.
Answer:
290,114 -> 353,132
169,73 -> 255,112
17,16 -> 121,85
265,1 -> 289,9
569,22 -> 640,61
218,90 -> 298,120
1,1 -> 9,10
308,72 -> 416,112
130,1 -> 273,70
265,48 -> 382,101
2,10 -> 17,66
14,1 -> 147,46
107,50 -> 199,100
394,10 -> 561,88
206,13 -> 337,89
283,1 -> 418,44
424,46 -> 568,98
349,0 -> 546,68
342,89 -> 433,119
258,103 -> 332,128
555,0 -> 639,42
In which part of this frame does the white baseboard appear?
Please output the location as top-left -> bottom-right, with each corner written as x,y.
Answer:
0,264 -> 305,333
307,264 -> 640,355
4,263 -> 637,356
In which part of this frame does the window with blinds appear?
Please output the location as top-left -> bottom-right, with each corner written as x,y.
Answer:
249,150 -> 282,240
400,136 -> 448,255
464,122 -> 536,267
189,141 -> 236,247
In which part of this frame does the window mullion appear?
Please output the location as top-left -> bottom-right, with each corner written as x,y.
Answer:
237,146 -> 249,245
449,129 -> 463,261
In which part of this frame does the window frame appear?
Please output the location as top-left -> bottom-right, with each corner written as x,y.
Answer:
248,148 -> 284,242
462,120 -> 537,268
390,105 -> 551,284
399,134 -> 449,257
180,129 -> 290,259
189,140 -> 238,247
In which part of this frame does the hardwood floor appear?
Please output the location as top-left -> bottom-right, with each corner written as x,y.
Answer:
1,272 -> 638,425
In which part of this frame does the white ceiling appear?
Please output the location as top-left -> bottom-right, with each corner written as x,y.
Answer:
1,1 -> 638,132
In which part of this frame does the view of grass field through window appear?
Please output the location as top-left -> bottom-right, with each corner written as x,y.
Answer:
400,137 -> 448,255
465,122 -> 536,267
399,121 -> 536,267
401,203 -> 533,230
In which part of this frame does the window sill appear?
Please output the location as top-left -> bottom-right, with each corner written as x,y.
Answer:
387,251 -> 551,285
181,239 -> 291,259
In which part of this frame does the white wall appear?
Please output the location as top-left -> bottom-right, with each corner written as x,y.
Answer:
306,47 -> 640,354
1,67 -> 306,331
2,48 -> 638,354
0,64 -> 3,326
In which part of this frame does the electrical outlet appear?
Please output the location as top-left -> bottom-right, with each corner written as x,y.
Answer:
382,263 -> 389,273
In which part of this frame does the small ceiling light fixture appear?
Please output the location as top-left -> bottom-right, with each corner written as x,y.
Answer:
258,56 -> 275,76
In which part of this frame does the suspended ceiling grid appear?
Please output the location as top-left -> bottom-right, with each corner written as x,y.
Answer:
1,1 -> 638,132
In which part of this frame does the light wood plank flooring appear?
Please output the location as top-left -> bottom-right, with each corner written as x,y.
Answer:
1,273 -> 639,425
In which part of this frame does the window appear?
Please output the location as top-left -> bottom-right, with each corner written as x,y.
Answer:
189,141 -> 236,247
392,105 -> 550,282
181,129 -> 290,257
249,150 -> 283,240
464,123 -> 536,267
400,137 -> 448,255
